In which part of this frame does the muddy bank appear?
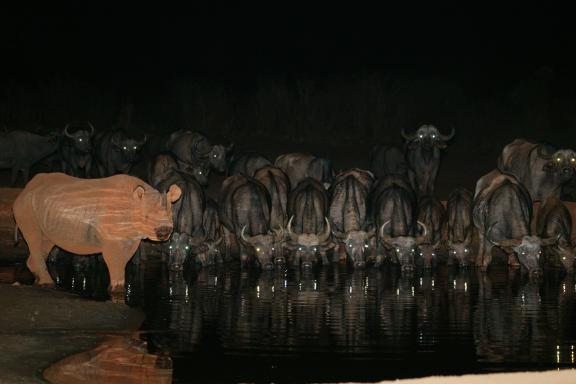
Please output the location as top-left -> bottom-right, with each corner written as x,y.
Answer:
0,285 -> 150,383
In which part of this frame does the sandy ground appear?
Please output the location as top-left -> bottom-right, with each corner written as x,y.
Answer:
369,369 -> 576,384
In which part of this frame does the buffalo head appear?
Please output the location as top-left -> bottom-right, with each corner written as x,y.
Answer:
333,227 -> 376,268
379,220 -> 427,272
539,147 -> 576,181
64,122 -> 94,153
239,225 -> 284,270
487,223 -> 560,276
285,216 -> 334,269
447,231 -> 474,267
402,124 -> 455,150
112,133 -> 147,163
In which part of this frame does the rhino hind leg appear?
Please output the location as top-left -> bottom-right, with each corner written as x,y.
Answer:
26,236 -> 55,287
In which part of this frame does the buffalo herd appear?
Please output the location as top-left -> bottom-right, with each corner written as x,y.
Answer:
4,123 -> 576,278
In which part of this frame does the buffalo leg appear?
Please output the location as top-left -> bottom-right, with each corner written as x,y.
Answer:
321,251 -> 330,265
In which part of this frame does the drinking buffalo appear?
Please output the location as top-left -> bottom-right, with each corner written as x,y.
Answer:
275,153 -> 334,190
219,175 -> 283,269
156,169 -> 206,270
228,152 -> 272,177
286,178 -> 334,268
402,124 -> 455,196
94,130 -> 147,177
371,176 -> 424,270
446,188 -> 475,267
0,130 -> 59,186
416,195 -> 445,268
13,173 -> 181,297
59,122 -> 95,178
473,172 -> 558,274
536,196 -> 575,272
498,138 -> 576,202
329,169 -> 375,268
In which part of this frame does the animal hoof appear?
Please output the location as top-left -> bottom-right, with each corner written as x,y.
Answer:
109,291 -> 126,304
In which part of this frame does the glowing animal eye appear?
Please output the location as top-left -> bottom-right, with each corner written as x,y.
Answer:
169,245 -> 173,249
396,248 -> 400,252
464,249 -> 469,253
522,251 -> 526,255
348,244 -> 353,248
123,146 -> 127,150
185,245 -> 189,250
557,157 -> 561,162
213,154 -> 217,158
572,158 -> 576,163
419,134 -> 423,139
272,247 -> 275,251
133,146 -> 137,150
313,247 -> 317,252
431,134 -> 436,138
419,252 -> 423,256
432,253 -> 436,257
198,171 -> 202,175
78,138 -> 83,142
298,247 -> 303,251
256,247 -> 260,252
411,248 -> 415,252
563,256 -> 567,260
364,244 -> 369,248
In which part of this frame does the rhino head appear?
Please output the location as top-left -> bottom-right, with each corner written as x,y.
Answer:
134,183 -> 181,242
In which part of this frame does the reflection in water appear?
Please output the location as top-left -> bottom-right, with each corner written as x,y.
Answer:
9,256 -> 576,382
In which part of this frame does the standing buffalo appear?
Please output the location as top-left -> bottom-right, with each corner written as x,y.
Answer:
0,130 -> 59,185
156,169 -> 206,270
166,130 -> 232,173
199,198 -> 224,264
402,124 -> 455,196
371,176 -> 424,270
473,172 -> 558,274
275,153 -> 334,190
329,169 -> 375,268
536,196 -> 575,272
219,175 -> 283,269
369,144 -> 410,180
228,152 -> 272,177
286,178 -> 334,268
497,138 -> 576,202
59,122 -> 95,178
446,188 -> 475,267
94,130 -> 147,177
416,195 -> 445,268
13,173 -> 181,297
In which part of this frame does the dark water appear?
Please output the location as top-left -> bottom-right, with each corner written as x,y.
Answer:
4,256 -> 576,383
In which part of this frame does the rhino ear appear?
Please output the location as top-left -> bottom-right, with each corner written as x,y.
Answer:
133,185 -> 145,200
167,184 -> 182,203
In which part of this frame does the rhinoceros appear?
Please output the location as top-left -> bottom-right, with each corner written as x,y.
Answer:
13,173 -> 182,296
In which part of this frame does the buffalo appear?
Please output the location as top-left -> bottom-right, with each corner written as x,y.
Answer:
402,124 -> 454,196
275,153 -> 334,190
473,171 -> 558,274
498,138 -> 576,202
329,169 -> 376,268
228,152 -> 272,177
94,130 -> 147,177
536,196 -> 575,273
416,195 -> 446,268
59,122 -> 95,178
446,188 -> 475,267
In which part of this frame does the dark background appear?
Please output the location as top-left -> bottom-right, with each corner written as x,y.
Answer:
0,5 -> 575,196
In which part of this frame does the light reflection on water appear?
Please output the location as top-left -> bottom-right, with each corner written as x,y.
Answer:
3,254 -> 575,382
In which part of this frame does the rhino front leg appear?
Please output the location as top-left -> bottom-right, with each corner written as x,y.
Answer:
101,240 -> 140,300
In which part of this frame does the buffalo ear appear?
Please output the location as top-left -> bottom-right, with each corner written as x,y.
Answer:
167,184 -> 182,203
133,185 -> 145,200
